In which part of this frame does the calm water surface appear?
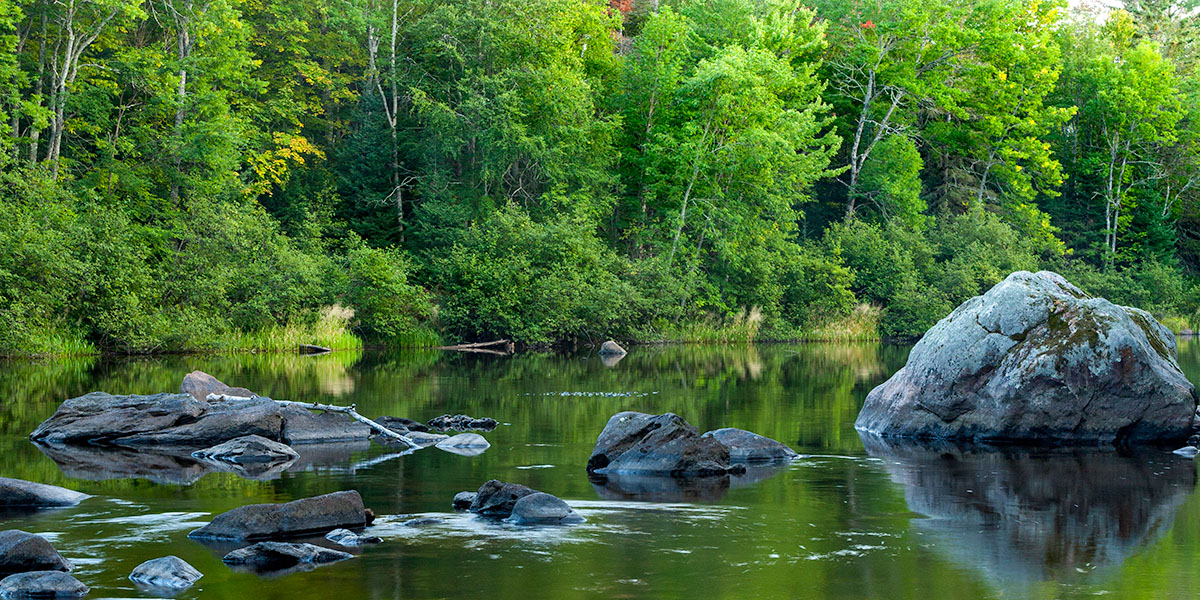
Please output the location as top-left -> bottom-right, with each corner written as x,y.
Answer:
4,342 -> 1200,599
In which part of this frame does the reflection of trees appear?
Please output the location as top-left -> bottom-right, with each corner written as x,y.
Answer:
863,434 -> 1197,594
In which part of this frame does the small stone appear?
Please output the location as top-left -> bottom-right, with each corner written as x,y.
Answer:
452,492 -> 476,511
129,556 -> 202,590
0,571 -> 88,599
469,480 -> 538,518
324,529 -> 381,546
598,340 -> 626,356
0,531 -> 71,574
701,428 -> 798,464
401,518 -> 443,527
191,435 -> 299,464
507,493 -> 585,525
222,542 -> 352,573
1173,446 -> 1199,458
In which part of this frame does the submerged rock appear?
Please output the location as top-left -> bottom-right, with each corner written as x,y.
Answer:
191,435 -> 299,464
128,556 -> 202,590
855,271 -> 1197,444
0,531 -> 71,574
0,571 -> 88,599
324,529 -> 381,547
222,542 -> 351,573
0,478 -> 88,509
586,412 -> 745,477
701,428 -> 798,464
400,518 -> 443,527
507,493 -> 584,525
468,480 -> 537,518
279,406 -> 371,445
188,491 -> 370,541
452,492 -> 476,511
598,340 -> 627,356
427,414 -> 498,432
180,371 -> 256,402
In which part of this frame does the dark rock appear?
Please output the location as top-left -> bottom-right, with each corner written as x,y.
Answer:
468,480 -> 538,518
452,492 -> 476,511
114,396 -> 283,448
29,392 -> 208,445
280,406 -> 371,445
1189,433 -> 1200,446
128,556 -> 202,590
324,529 -> 381,547
435,433 -> 490,456
400,518 -> 443,527
222,542 -> 351,573
188,491 -> 369,541
298,344 -> 332,355
180,371 -> 255,402
427,414 -> 498,432
191,435 -> 299,464
586,412 -> 745,477
0,478 -> 88,509
856,271 -> 1198,444
375,417 -> 429,434
598,340 -> 626,356
0,571 -> 88,599
701,428 -> 798,464
0,531 -> 71,574
507,493 -> 584,525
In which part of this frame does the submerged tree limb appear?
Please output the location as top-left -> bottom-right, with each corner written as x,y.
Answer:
206,394 -> 421,450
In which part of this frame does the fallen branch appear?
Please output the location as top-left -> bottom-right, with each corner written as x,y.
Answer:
436,339 -> 513,353
207,394 -> 420,450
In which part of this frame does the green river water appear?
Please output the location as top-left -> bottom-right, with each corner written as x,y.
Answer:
3,342 -> 1200,599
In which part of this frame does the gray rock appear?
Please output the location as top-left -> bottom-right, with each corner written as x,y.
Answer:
188,490 -> 369,541
324,529 -> 381,546
280,406 -> 371,445
855,271 -> 1198,444
1174,446 -> 1199,458
598,340 -> 626,356
0,571 -> 88,599
452,492 -> 476,511
586,412 -> 745,477
192,435 -> 299,464
180,371 -> 255,402
468,480 -> 538,518
0,531 -> 71,574
435,433 -> 490,456
298,344 -> 331,355
400,518 -> 443,527
114,396 -> 283,448
222,542 -> 351,573
427,414 -> 498,431
400,432 -> 449,448
375,417 -> 429,434
0,479 -> 88,509
701,428 -> 798,463
128,556 -> 201,589
29,393 -> 208,445
507,493 -> 584,525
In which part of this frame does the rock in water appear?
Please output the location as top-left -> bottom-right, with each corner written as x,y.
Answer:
188,491 -> 370,541
468,480 -> 538,518
855,271 -> 1197,444
280,406 -> 371,445
0,571 -> 88,599
586,412 -> 745,476
324,529 -> 381,547
128,556 -> 202,589
0,531 -> 71,574
0,479 -> 88,509
435,433 -> 490,456
701,428 -> 798,464
452,492 -> 476,511
180,371 -> 256,402
192,435 -> 299,464
1174,446 -> 1199,458
507,493 -> 584,525
598,340 -> 626,356
222,542 -> 351,573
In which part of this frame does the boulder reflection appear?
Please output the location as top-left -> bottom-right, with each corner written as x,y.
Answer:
863,434 -> 1197,587
590,464 -> 790,502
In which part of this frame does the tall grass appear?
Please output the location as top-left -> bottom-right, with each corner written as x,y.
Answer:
219,305 -> 362,353
0,326 -> 97,358
798,304 -> 882,342
642,306 -> 765,343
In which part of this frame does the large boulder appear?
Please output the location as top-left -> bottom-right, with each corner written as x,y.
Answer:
280,406 -> 371,445
468,480 -> 538,518
114,396 -> 283,448
856,271 -> 1198,444
191,435 -> 299,464
222,542 -> 351,573
180,371 -> 255,402
0,479 -> 88,509
128,556 -> 202,590
0,531 -> 71,574
701,429 -> 798,464
0,571 -> 88,599
507,493 -> 584,525
586,412 -> 745,477
188,491 -> 370,541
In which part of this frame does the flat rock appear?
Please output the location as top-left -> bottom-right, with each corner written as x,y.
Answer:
400,518 -> 443,527
452,492 -> 476,511
701,428 -> 798,463
114,396 -> 283,448
188,491 -> 369,541
324,529 -> 381,547
280,406 -> 371,445
0,531 -> 71,574
507,493 -> 584,525
180,371 -> 255,402
375,417 -> 429,434
586,412 -> 744,477
128,556 -> 201,589
435,433 -> 490,455
0,479 -> 88,509
192,435 -> 299,464
855,271 -> 1198,444
468,480 -> 538,518
222,542 -> 351,573
0,571 -> 88,599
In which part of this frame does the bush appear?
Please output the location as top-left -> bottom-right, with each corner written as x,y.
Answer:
882,276 -> 952,339
345,240 -> 436,341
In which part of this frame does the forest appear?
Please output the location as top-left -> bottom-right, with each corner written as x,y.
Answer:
0,0 -> 1197,355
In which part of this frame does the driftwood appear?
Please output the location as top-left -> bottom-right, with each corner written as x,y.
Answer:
436,339 -> 514,354
206,394 -> 420,450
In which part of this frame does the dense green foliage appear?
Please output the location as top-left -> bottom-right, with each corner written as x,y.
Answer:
1,0 -> 1199,353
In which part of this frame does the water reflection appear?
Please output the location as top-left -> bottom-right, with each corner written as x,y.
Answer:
590,464 -> 792,503
863,434 -> 1196,591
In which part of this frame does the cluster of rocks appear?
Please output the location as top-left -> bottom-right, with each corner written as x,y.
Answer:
427,414 -> 499,432
0,529 -> 88,598
452,480 -> 584,525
